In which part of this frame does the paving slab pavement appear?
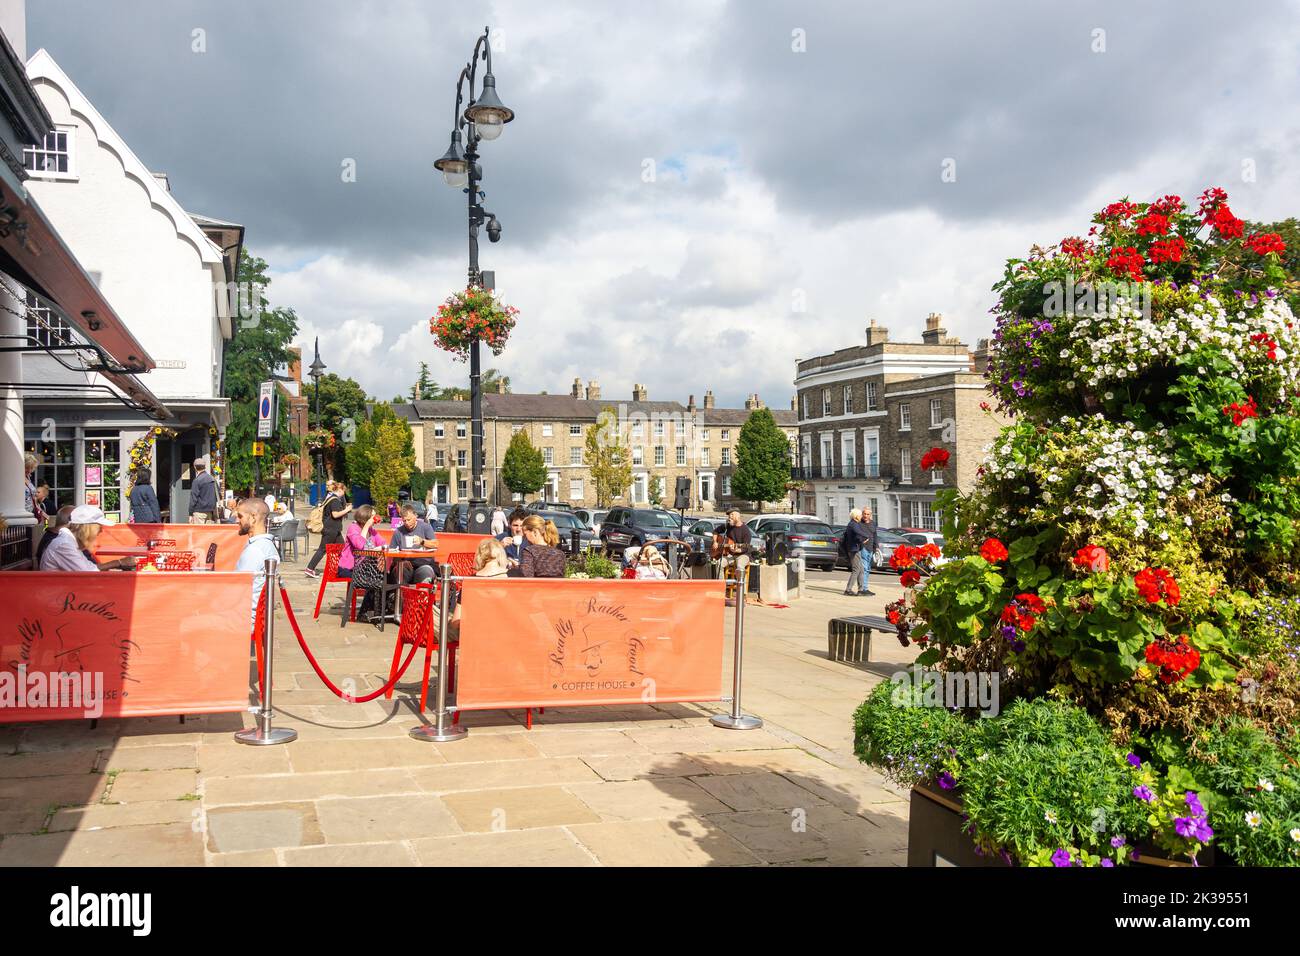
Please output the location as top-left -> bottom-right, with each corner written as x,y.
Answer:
0,565 -> 915,866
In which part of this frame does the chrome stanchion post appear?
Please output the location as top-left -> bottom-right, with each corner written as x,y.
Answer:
236,561 -> 299,745
411,562 -> 467,742
712,563 -> 762,730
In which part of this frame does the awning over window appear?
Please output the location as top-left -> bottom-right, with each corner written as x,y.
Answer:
0,176 -> 168,419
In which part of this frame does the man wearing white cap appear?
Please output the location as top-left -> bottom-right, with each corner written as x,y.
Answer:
39,505 -> 134,572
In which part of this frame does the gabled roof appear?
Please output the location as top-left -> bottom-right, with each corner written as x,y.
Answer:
25,48 -> 223,268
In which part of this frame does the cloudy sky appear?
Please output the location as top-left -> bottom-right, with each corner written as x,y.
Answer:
28,0 -> 1300,408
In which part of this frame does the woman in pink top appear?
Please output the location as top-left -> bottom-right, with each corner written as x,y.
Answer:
339,504 -> 385,576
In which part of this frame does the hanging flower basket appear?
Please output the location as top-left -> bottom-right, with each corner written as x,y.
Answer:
429,286 -> 518,361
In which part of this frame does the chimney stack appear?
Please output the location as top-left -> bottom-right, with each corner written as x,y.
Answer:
703,390 -> 715,409
972,337 -> 991,373
496,379 -> 508,394
865,319 -> 889,346
571,377 -> 583,399
632,383 -> 648,402
922,312 -> 947,345
687,394 -> 696,413
790,396 -> 797,411
744,393 -> 759,410
585,380 -> 601,401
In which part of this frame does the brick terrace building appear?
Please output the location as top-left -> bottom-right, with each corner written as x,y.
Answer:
793,315 -> 1007,530
389,379 -> 797,513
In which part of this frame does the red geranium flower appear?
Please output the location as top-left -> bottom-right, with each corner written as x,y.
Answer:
1144,634 -> 1201,684
1134,567 -> 1181,606
889,544 -> 915,570
1073,545 -> 1110,573
1222,397 -> 1259,426
1098,200 -> 1139,222
886,608 -> 901,625
1059,236 -> 1091,259
1105,246 -> 1145,281
900,570 -> 921,588
1197,187 -> 1228,218
1149,195 -> 1184,216
1246,232 -> 1286,256
1135,213 -> 1170,236
1250,333 -> 1279,361
1148,236 -> 1186,265
920,447 -> 950,471
1207,204 -> 1244,239
979,538 -> 1008,563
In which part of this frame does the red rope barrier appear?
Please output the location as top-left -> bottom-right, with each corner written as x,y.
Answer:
278,585 -> 419,703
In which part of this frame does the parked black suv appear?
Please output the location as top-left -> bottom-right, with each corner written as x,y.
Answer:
599,507 -> 691,557
530,509 -> 598,555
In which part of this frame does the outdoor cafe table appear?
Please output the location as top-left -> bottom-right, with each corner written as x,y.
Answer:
348,547 -> 439,626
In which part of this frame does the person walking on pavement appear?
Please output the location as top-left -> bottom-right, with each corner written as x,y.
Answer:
188,458 -> 218,524
856,507 -> 879,597
304,481 -> 350,578
842,508 -> 864,595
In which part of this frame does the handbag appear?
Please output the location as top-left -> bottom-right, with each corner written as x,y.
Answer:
352,555 -> 386,591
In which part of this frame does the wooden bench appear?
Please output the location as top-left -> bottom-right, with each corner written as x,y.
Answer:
827,614 -> 898,664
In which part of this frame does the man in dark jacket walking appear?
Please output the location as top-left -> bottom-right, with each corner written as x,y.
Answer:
188,458 -> 218,524
856,507 -> 880,597
842,508 -> 863,595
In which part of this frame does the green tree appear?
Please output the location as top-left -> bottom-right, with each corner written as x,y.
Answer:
221,250 -> 299,493
648,475 -> 664,507
410,362 -> 440,401
344,416 -> 377,491
585,406 -> 632,506
370,416 -> 417,507
310,372 -> 368,482
501,430 -> 547,497
732,408 -> 792,510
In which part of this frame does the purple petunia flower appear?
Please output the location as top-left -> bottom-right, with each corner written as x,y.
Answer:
1133,785 -> 1155,803
1193,819 -> 1214,843
1184,791 -> 1205,816
1127,753 -> 1141,768
1051,848 -> 1072,867
1101,859 -> 1114,868
1131,848 -> 1141,862
937,771 -> 956,790
1111,836 -> 1126,848
1174,816 -> 1197,838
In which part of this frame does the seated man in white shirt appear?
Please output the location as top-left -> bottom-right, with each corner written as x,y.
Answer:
235,498 -> 281,626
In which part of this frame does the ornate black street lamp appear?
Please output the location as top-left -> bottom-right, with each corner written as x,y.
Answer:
434,25 -> 513,512
308,337 -> 326,486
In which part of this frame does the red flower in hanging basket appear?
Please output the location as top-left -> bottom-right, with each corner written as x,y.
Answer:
920,447 -> 949,471
979,538 -> 1008,563
429,286 -> 519,362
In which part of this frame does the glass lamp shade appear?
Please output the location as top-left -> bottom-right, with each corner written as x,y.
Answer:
472,114 -> 504,140
442,166 -> 469,187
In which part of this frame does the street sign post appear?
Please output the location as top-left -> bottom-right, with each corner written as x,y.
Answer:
257,381 -> 276,438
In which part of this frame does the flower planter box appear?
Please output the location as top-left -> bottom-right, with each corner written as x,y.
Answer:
907,781 -> 1007,867
907,780 -> 1228,867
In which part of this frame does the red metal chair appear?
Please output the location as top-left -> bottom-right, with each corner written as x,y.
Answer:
446,551 -> 476,582
313,543 -> 361,621
386,583 -> 458,714
149,550 -> 195,571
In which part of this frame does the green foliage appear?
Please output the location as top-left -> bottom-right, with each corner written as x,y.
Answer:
310,372 -> 368,482
731,408 -> 791,505
852,682 -> 969,790
648,475 -> 663,507
220,251 -> 299,492
501,430 -> 547,496
408,469 -> 447,503
1185,720 -> 1300,866
370,415 -> 416,506
564,551 -> 620,579
957,699 -> 1149,866
585,407 -> 631,506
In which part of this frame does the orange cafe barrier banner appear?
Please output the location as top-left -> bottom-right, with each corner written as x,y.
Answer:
0,571 -> 255,723
93,523 -> 243,571
455,579 -> 726,710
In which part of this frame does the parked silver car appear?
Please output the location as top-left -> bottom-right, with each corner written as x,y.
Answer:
571,507 -> 609,534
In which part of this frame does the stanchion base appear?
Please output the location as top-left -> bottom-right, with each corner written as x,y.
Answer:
409,723 -> 469,743
711,713 -> 763,731
234,725 -> 299,746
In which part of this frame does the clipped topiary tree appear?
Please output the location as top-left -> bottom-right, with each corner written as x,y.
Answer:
501,430 -> 547,499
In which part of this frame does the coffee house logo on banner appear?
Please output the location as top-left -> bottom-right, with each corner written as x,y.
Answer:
547,597 -> 650,693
